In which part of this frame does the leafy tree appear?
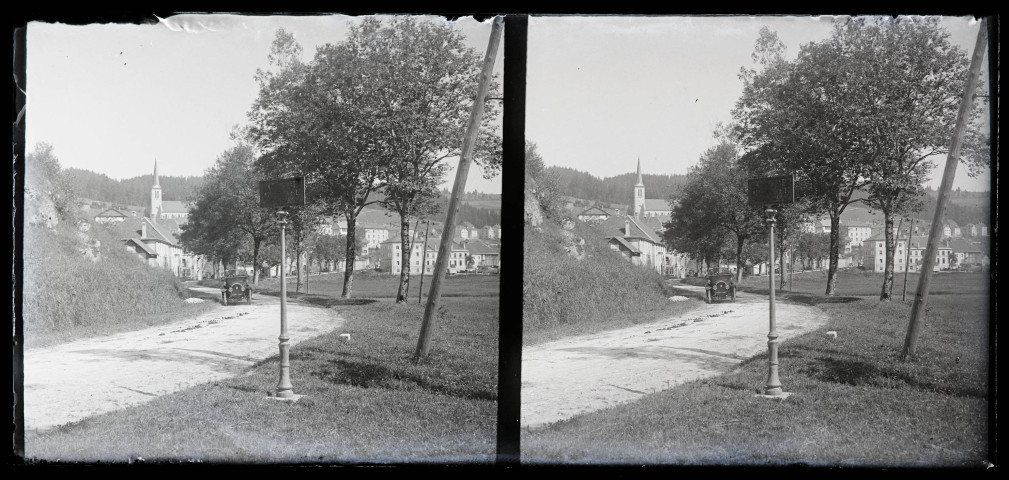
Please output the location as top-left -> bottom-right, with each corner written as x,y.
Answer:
248,28 -> 386,298
795,231 -> 832,270
308,233 -> 344,272
25,142 -> 78,225
525,141 -> 564,222
735,24 -> 874,295
339,17 -> 501,303
819,18 -> 984,300
665,135 -> 764,282
180,144 -> 276,284
663,179 -> 727,276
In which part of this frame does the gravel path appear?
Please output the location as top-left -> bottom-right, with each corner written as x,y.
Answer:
520,284 -> 829,430
22,286 -> 345,433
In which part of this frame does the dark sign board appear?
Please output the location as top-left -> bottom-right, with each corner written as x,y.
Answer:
259,177 -> 306,208
747,175 -> 794,207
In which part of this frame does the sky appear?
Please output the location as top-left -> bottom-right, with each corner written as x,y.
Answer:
23,13 -> 504,194
526,15 -> 991,192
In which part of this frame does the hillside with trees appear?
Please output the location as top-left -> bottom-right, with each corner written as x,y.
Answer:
66,167 -> 204,207
21,143 -> 194,348
546,166 -> 688,207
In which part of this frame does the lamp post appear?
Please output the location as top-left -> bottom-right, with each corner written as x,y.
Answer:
747,175 -> 794,400
761,208 -> 785,397
274,210 -> 295,399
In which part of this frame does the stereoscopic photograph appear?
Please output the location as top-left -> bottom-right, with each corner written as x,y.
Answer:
13,12 -> 995,470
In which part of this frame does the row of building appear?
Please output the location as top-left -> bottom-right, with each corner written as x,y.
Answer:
93,161 -> 501,279
573,160 -> 990,276
801,217 -> 991,272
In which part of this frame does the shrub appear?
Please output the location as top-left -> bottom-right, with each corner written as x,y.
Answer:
22,220 -> 188,343
523,221 -> 671,333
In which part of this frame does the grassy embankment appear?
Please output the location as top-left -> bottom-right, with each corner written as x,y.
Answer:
523,270 -> 992,467
523,220 -> 702,346
21,220 -> 214,350
24,272 -> 500,464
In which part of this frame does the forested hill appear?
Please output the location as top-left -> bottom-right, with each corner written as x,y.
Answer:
66,168 -> 204,207
918,187 -> 991,226
546,166 -> 688,205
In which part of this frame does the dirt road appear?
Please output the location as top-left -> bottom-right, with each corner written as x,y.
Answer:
520,283 -> 829,430
21,285 -> 345,433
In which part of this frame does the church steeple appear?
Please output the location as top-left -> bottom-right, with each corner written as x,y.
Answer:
150,159 -> 162,220
635,157 -> 644,187
634,158 -> 645,218
154,159 -> 160,187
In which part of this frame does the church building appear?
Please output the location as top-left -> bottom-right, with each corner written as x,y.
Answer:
118,160 -> 203,279
596,159 -> 688,277
149,160 -> 190,222
633,158 -> 674,219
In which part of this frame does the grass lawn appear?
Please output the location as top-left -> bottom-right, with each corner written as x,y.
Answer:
24,273 -> 500,465
522,271 -> 992,467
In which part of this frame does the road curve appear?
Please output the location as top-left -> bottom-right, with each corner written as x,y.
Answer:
22,286 -> 345,433
520,283 -> 829,430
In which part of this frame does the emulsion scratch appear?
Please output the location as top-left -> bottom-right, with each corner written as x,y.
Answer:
118,385 -> 157,397
605,383 -> 648,395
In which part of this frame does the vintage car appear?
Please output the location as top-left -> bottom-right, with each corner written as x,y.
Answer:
704,273 -> 736,303
221,274 -> 252,305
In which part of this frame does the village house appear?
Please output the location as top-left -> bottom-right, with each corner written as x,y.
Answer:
577,206 -> 611,224
447,241 -> 469,272
844,223 -> 873,246
94,207 -> 132,224
455,221 -> 477,240
599,213 -> 666,275
379,234 -> 439,275
867,231 -> 954,273
463,239 -> 500,269
942,220 -> 962,238
960,222 -> 989,238
947,238 -> 989,268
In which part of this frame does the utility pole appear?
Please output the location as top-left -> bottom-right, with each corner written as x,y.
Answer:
414,17 -> 503,362
418,219 -> 431,304
902,21 -> 987,360
902,217 -> 913,302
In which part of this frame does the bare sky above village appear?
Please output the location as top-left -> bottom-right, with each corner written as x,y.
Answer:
24,13 -> 504,193
526,15 -> 991,192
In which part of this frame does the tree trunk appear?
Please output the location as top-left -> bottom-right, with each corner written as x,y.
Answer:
735,234 -> 745,283
293,227 -> 304,293
779,244 -> 786,290
825,214 -> 841,295
342,211 -> 357,298
395,215 -> 412,303
251,238 -> 262,285
879,213 -> 896,301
